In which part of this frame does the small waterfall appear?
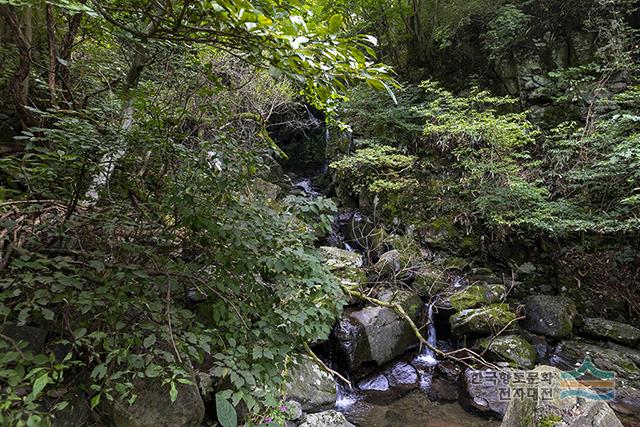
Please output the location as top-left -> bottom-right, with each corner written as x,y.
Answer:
413,302 -> 438,391
414,302 -> 437,367
335,381 -> 358,410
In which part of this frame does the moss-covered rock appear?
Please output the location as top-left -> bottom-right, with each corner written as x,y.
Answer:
448,284 -> 506,312
522,295 -> 576,339
286,355 -> 337,411
580,318 -> 640,347
450,303 -> 517,336
553,340 -> 640,381
412,265 -> 448,296
479,335 -> 536,369
501,365 -> 623,427
318,246 -> 366,288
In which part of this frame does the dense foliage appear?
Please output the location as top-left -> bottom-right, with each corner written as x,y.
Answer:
0,0 -> 394,425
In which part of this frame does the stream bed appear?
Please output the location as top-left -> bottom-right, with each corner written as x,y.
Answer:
338,390 -> 499,427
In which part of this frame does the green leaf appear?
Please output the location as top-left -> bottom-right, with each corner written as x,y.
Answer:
215,393 -> 237,427
32,372 -> 49,397
143,334 -> 156,348
90,393 -> 101,409
169,382 -> 178,403
328,14 -> 343,33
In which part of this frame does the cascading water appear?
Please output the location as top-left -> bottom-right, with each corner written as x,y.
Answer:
412,302 -> 438,391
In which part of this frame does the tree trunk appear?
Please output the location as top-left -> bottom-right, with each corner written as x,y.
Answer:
84,42 -> 147,202
2,5 -> 33,127
46,4 -> 57,103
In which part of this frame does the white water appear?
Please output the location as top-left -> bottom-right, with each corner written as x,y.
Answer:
335,382 -> 358,409
415,302 -> 437,367
412,302 -> 438,391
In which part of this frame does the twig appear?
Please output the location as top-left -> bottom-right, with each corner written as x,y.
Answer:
303,342 -> 352,389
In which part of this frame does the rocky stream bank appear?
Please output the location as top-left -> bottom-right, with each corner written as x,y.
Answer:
278,175 -> 640,427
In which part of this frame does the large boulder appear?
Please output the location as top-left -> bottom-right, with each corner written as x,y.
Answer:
522,295 -> 576,339
286,355 -> 336,412
553,340 -> 640,381
450,304 -> 517,336
448,284 -> 506,312
108,373 -> 205,427
298,410 -> 355,427
479,335 -> 536,369
333,290 -> 422,373
461,368 -> 513,416
318,246 -> 366,289
580,318 -> 640,347
411,264 -> 448,296
501,366 -> 623,427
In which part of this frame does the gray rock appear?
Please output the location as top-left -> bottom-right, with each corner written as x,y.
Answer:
333,290 -> 422,373
108,372 -> 204,427
318,246 -> 366,292
501,366 -> 623,427
479,335 -> 536,369
357,373 -> 390,402
462,368 -> 512,416
285,400 -> 303,421
553,340 -> 640,381
373,250 -> 402,278
286,355 -> 336,412
385,361 -> 418,390
298,410 -> 355,427
522,295 -> 576,339
450,304 -> 517,336
580,318 -> 640,347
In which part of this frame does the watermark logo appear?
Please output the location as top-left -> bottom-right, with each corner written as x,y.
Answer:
559,357 -> 616,401
468,358 -> 616,403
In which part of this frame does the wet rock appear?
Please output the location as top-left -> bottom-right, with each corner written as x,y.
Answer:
427,378 -> 459,401
298,410 -> 355,427
286,355 -> 336,411
501,365 -> 623,427
521,331 -> 548,363
357,373 -> 390,402
450,304 -> 517,337
552,340 -> 640,380
580,318 -> 640,347
522,295 -> 576,339
462,368 -> 512,416
333,290 -> 422,373
479,335 -> 536,369
385,361 -> 419,391
435,360 -> 463,383
448,284 -> 506,312
108,371 -> 204,427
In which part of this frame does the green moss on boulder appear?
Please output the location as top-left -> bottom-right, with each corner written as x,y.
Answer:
449,284 -> 506,312
479,335 -> 536,369
450,303 -> 517,336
